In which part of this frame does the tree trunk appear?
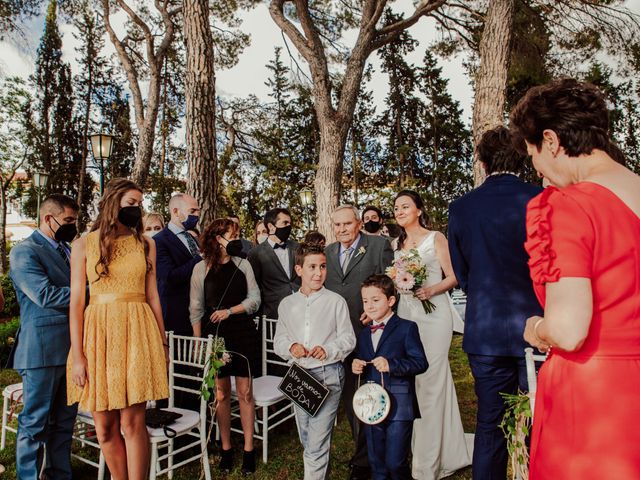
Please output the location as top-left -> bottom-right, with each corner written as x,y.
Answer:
183,0 -> 217,227
77,64 -> 92,230
315,119 -> 350,239
472,0 -> 516,186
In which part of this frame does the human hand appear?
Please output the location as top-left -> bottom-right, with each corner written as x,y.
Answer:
360,312 -> 372,326
371,356 -> 389,373
210,309 -> 231,323
415,286 -> 434,301
290,343 -> 308,359
352,359 -> 366,374
308,345 -> 327,360
72,356 -> 88,387
524,316 -> 550,353
163,343 -> 170,364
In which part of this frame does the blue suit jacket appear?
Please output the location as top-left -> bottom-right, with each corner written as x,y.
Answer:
8,230 -> 71,369
355,314 -> 427,422
448,174 -> 544,356
154,226 -> 202,335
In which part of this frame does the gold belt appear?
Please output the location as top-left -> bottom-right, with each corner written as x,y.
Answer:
89,293 -> 146,305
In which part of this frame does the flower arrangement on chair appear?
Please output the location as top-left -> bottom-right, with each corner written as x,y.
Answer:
200,336 -> 232,402
385,248 -> 435,314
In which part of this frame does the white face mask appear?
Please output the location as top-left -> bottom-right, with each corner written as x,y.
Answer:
145,230 -> 159,238
257,234 -> 269,244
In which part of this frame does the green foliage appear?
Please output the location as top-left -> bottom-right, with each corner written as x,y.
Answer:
0,274 -> 19,318
499,391 -> 532,479
0,317 -> 20,366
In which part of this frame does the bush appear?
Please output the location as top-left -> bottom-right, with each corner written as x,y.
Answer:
0,274 -> 19,318
0,317 -> 19,366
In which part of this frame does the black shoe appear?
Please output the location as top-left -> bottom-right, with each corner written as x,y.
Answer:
349,464 -> 371,480
218,448 -> 234,473
241,449 -> 256,475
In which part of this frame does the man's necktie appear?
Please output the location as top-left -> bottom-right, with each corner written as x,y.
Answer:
342,247 -> 353,273
181,231 -> 199,257
56,243 -> 70,267
370,322 -> 385,333
273,242 -> 287,249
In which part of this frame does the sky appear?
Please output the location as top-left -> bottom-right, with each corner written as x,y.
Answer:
1,0 -> 640,127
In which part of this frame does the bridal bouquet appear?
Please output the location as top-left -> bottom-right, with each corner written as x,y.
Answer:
201,336 -> 232,401
386,249 -> 435,314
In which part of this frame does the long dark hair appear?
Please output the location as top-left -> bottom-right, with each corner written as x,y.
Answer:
201,218 -> 239,272
394,190 -> 430,251
91,178 -> 150,279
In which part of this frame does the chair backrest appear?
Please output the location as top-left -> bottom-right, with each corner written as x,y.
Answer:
524,347 -> 547,419
167,332 -> 214,416
450,289 -> 467,306
261,316 -> 290,376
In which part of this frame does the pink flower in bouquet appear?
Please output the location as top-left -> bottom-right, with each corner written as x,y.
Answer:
221,352 -> 232,364
396,270 -> 416,290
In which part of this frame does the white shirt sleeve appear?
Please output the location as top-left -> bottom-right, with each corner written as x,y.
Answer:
322,296 -> 356,362
189,261 -> 206,326
274,298 -> 295,361
235,257 -> 261,315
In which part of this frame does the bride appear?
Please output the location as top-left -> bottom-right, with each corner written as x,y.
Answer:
393,190 -> 471,479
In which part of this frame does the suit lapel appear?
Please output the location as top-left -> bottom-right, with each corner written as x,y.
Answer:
325,243 -> 342,279
286,242 -> 296,279
364,329 -> 376,359
344,234 -> 368,277
375,314 -> 399,354
265,242 -> 289,278
166,227 -> 192,258
32,231 -> 70,280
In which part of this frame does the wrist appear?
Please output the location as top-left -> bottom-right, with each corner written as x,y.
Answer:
227,308 -> 233,317
533,318 -> 545,342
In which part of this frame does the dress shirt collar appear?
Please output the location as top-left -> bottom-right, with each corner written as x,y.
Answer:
37,228 -> 62,249
267,238 -> 287,248
168,220 -> 185,235
371,312 -> 394,330
295,286 -> 327,301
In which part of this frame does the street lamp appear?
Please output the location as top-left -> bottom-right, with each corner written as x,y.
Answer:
33,171 -> 49,225
298,187 -> 314,231
89,133 -> 115,195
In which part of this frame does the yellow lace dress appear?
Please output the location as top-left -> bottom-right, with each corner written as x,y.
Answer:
67,231 -> 169,412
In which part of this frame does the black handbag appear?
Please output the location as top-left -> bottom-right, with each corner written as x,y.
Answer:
145,408 -> 183,438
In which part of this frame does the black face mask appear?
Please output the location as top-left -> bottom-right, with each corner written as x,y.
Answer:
225,239 -> 246,258
118,206 -> 142,229
274,225 -> 292,243
363,220 -> 381,234
51,217 -> 78,243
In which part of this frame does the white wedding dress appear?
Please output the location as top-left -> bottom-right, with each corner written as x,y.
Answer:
395,232 -> 471,479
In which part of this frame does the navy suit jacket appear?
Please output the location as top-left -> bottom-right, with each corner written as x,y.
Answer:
154,226 -> 202,335
8,230 -> 71,369
355,314 -> 427,422
448,174 -> 544,356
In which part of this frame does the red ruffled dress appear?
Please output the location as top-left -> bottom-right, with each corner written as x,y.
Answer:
525,183 -> 640,479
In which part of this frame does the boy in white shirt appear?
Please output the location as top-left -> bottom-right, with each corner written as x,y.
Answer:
274,242 -> 356,480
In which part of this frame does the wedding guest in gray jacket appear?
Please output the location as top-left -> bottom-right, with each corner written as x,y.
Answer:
324,205 -> 394,480
247,207 -> 301,319
9,194 -> 80,480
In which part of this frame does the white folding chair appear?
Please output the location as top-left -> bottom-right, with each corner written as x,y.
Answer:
226,316 -> 295,464
524,347 -> 547,420
72,333 -> 214,480
1,382 -> 23,449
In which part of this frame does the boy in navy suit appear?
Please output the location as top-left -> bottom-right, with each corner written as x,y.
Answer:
352,274 -> 428,480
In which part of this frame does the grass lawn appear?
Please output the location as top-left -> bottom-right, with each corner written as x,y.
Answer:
0,335 -> 476,479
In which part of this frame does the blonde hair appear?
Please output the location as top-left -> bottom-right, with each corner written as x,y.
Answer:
143,212 -> 165,229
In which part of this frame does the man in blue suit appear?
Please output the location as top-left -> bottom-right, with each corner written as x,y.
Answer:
352,275 -> 427,480
154,193 -> 201,336
9,194 -> 80,479
448,126 -> 543,480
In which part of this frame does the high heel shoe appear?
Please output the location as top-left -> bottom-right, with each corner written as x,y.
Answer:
218,448 -> 234,473
241,449 -> 256,475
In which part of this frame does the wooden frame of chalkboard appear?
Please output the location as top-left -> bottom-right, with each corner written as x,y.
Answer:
278,362 -> 330,417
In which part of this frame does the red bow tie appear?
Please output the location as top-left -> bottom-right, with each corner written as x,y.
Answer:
370,323 -> 385,333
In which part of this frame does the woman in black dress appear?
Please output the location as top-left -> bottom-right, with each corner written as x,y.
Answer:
189,218 -> 261,474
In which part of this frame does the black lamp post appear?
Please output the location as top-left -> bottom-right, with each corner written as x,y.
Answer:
89,133 -> 115,195
299,187 -> 314,231
33,171 -> 50,224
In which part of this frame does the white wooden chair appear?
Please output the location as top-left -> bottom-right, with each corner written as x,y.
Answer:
1,382 -> 23,449
524,347 -> 547,420
72,333 -> 214,480
225,316 -> 295,464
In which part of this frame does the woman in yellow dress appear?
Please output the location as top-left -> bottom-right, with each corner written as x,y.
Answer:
68,178 -> 169,479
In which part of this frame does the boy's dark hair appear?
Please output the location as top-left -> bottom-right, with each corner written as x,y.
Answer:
264,207 -> 291,230
294,242 -> 326,266
510,78 -> 610,157
303,230 -> 326,246
362,205 -> 383,221
361,274 -> 396,299
476,126 -> 526,174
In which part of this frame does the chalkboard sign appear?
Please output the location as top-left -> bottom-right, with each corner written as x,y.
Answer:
278,363 -> 330,417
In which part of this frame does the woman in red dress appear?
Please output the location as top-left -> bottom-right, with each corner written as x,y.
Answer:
510,78 -> 640,479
